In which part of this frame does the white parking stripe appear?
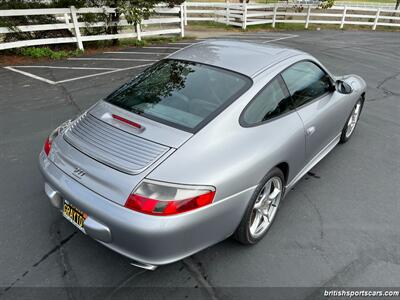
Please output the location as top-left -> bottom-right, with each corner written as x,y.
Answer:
218,36 -> 285,40
143,46 -> 181,49
4,66 -> 56,85
4,34 -> 298,86
68,58 -> 158,62
104,51 -> 167,55
168,42 -> 196,45
262,35 -> 298,44
56,63 -> 151,84
4,63 -> 151,85
15,65 -> 118,70
226,33 -> 296,37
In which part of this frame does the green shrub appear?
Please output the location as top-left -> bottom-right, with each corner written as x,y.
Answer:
19,47 -> 82,59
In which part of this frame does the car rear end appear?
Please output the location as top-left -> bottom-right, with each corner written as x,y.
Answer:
39,58 -> 253,266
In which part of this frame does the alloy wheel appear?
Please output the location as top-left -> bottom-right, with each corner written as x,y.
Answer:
249,176 -> 283,238
345,101 -> 362,138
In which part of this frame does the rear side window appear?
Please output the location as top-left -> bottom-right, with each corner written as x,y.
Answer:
281,61 -> 332,108
242,76 -> 292,125
105,59 -> 251,132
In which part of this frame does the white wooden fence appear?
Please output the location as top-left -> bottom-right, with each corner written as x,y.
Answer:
185,2 -> 400,30
335,1 -> 396,9
1,2 -> 399,51
0,5 -> 184,51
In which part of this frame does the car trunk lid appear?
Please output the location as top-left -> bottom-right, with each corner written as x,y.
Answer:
49,101 -> 192,205
64,112 -> 170,175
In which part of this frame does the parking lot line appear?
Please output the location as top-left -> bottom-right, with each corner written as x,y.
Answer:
4,63 -> 152,85
219,36 -> 284,40
103,51 -> 167,55
56,64 -> 151,84
143,46 -> 181,49
3,34 -> 298,87
68,58 -> 158,62
169,42 -> 196,45
262,35 -> 298,44
226,33 -> 296,37
15,65 -> 119,70
4,66 -> 56,85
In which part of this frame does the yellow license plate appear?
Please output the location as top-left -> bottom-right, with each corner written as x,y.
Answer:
63,200 -> 87,233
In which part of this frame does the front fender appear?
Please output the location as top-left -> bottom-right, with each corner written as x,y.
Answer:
338,74 -> 367,95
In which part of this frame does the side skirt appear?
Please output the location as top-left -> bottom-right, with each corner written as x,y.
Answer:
285,133 -> 341,191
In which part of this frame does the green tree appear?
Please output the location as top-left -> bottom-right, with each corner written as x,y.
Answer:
1,0 -> 184,46
319,0 -> 335,9
85,0 -> 184,44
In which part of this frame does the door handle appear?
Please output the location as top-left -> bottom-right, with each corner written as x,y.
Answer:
306,126 -> 316,136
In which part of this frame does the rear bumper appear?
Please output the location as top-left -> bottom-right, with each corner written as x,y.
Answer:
39,151 -> 254,266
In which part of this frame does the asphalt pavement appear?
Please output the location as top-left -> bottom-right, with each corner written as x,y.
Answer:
0,30 -> 399,300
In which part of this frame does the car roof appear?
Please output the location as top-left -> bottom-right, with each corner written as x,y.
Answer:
168,39 -> 305,78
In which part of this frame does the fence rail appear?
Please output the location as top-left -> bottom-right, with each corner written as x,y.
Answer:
1,2 -> 399,51
0,5 -> 184,51
335,1 -> 396,9
185,2 -> 400,30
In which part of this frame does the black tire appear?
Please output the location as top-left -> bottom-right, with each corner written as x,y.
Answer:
234,167 -> 285,245
340,98 -> 364,144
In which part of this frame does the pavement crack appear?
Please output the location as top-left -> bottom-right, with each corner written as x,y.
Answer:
49,222 -> 82,300
36,230 -> 78,268
105,269 -> 147,300
182,257 -> 219,300
300,189 -> 324,240
376,72 -> 400,89
56,83 -> 82,113
305,246 -> 400,300
1,230 -> 78,295
305,255 -> 372,300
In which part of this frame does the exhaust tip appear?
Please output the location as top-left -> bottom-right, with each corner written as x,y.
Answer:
130,261 -> 158,271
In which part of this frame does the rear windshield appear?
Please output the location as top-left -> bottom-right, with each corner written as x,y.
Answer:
105,59 -> 251,132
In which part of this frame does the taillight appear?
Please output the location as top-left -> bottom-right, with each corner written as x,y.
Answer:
124,180 -> 216,216
43,128 -> 58,156
43,120 -> 73,156
44,136 -> 52,156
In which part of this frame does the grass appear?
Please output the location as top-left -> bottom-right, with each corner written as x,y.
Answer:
187,20 -> 399,31
187,21 -> 308,32
187,0 -> 396,2
187,21 -> 235,31
336,0 -> 395,2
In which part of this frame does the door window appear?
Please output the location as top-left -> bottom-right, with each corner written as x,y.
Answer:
281,61 -> 332,108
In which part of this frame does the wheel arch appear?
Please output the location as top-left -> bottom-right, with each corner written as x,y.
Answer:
274,162 -> 289,185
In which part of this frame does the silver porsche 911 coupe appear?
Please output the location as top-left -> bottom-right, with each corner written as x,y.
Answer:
39,40 -> 366,270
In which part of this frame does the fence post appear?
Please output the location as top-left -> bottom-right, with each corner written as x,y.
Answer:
70,6 -> 84,51
136,23 -> 141,41
64,13 -> 72,34
184,2 -> 188,26
373,8 -> 380,30
226,0 -> 230,25
180,4 -> 185,37
305,5 -> 311,29
242,3 -> 247,29
340,5 -> 347,29
272,3 -> 277,28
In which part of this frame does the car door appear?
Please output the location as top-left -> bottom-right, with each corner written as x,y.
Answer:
241,75 -> 306,183
281,61 -> 342,164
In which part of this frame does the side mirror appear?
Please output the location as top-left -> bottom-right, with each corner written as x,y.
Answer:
336,80 -> 352,94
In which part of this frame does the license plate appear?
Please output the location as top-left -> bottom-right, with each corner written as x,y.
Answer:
63,200 -> 87,233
